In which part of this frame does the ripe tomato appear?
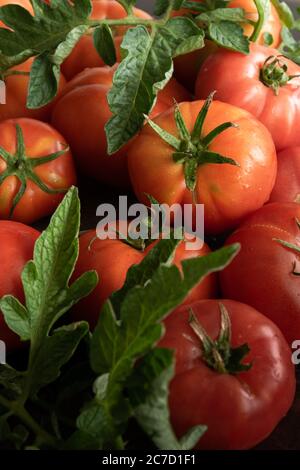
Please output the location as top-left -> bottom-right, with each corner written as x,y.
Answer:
61,0 -> 151,80
0,221 -> 39,351
0,58 -> 66,122
173,0 -> 281,90
159,299 -> 295,450
0,118 -> 76,224
128,98 -> 277,234
220,202 -> 300,345
52,66 -> 190,189
195,43 -> 300,151
0,0 -> 33,28
269,147 -> 300,204
71,223 -> 217,328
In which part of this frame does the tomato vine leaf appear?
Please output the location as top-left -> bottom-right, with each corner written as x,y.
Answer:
105,18 -> 205,154
0,188 -> 98,397
128,348 -> 207,450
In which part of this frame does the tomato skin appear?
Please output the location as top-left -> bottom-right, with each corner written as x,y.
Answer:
128,100 -> 277,234
0,118 -> 77,224
61,0 -> 151,80
71,224 -> 217,329
52,66 -> 130,189
220,203 -> 300,345
61,35 -> 123,81
0,221 -> 40,351
1,58 -> 66,123
269,147 -> 300,204
195,43 -> 300,151
159,299 -> 295,450
52,66 -> 190,189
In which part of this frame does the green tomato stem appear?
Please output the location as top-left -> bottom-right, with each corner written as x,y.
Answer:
250,0 -> 265,42
0,394 -> 57,448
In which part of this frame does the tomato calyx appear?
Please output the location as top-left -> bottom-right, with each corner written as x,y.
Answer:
116,195 -> 167,252
145,93 -> 238,193
0,125 -> 69,217
260,56 -> 300,96
116,229 -> 149,251
274,218 -> 300,276
189,303 -> 252,375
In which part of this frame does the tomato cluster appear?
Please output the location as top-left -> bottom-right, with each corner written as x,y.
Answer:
0,0 -> 299,452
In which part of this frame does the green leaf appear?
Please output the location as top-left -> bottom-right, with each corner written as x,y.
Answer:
0,1 -> 91,56
271,0 -> 294,28
173,33 -> 204,57
76,372 -> 131,449
0,188 -> 98,396
197,8 -> 247,23
154,0 -> 171,16
0,413 -> 11,441
174,0 -> 186,10
91,243 -> 240,377
111,236 -> 182,317
27,53 -> 59,109
27,25 -> 89,108
83,242 -> 239,448
22,188 -> 96,336
0,297 -> 30,341
280,26 -> 300,65
0,365 -> 24,397
263,32 -> 274,45
154,0 -> 185,16
128,349 -> 206,450
86,240 -> 238,448
0,0 -> 91,101
27,322 -> 89,396
93,25 -> 117,67
63,429 -> 100,450
105,18 -> 204,153
208,20 -> 249,53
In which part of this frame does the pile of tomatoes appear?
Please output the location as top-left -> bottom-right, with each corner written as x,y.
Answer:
0,0 -> 300,451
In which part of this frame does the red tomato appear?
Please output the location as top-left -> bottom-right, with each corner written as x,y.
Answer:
159,299 -> 295,449
52,66 -> 190,188
61,0 -> 151,80
0,58 -> 66,122
72,223 -> 217,329
0,118 -> 77,224
173,0 -> 281,90
220,202 -> 300,345
128,99 -> 277,234
0,0 -> 33,28
269,147 -> 300,204
0,221 -> 39,351
195,43 -> 300,151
